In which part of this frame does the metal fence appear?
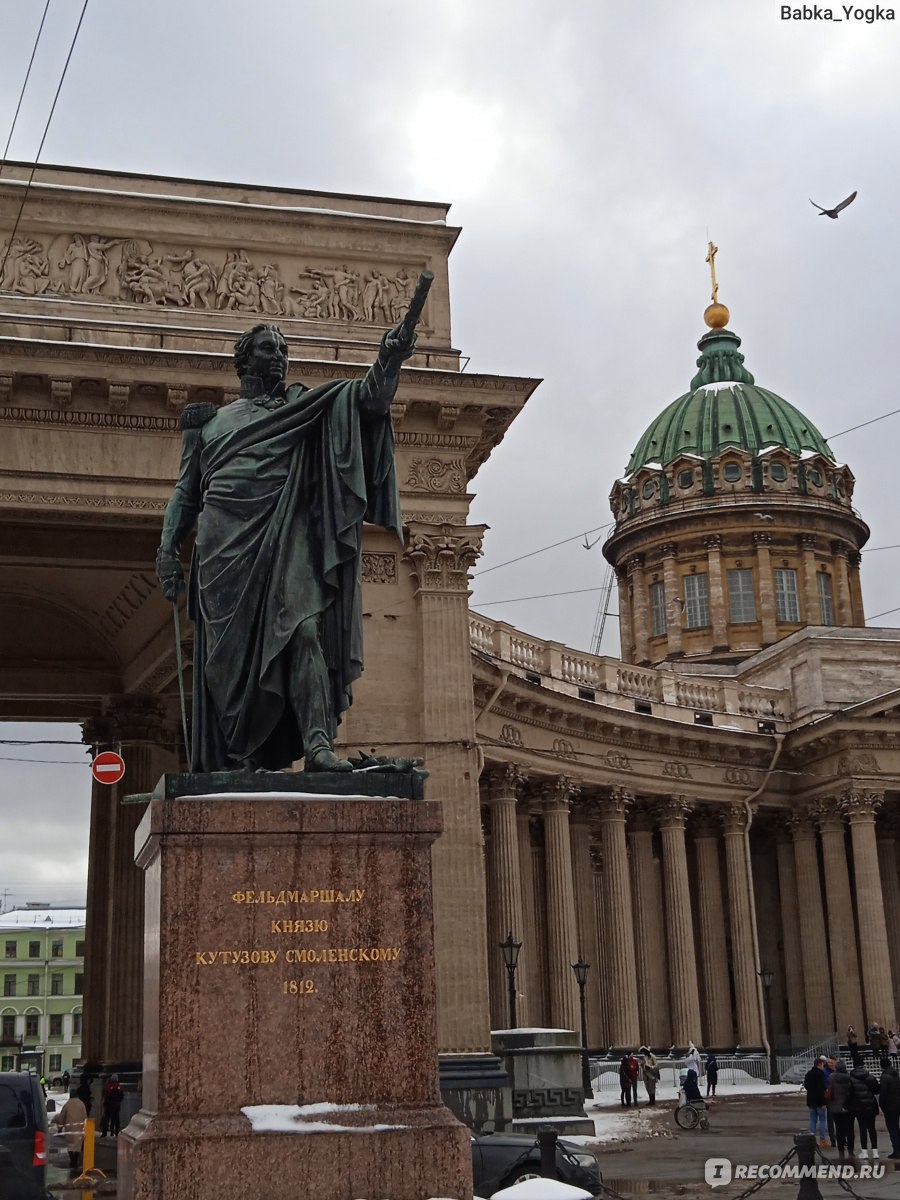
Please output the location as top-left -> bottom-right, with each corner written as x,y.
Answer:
589,1053 -> 770,1093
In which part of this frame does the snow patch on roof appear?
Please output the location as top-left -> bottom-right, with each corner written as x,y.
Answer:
0,908 -> 86,928
698,381 -> 740,393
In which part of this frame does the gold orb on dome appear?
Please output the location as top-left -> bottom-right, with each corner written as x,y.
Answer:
704,302 -> 730,329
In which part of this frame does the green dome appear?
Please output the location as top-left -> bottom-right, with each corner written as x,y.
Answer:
626,328 -> 834,474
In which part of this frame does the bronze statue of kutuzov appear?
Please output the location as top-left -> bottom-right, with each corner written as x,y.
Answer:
156,276 -> 431,774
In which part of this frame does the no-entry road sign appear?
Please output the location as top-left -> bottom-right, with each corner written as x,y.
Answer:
91,750 -> 126,786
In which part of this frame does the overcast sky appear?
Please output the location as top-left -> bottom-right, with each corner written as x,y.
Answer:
2,0 -> 899,905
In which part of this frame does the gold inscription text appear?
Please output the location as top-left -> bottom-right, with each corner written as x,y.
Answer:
270,919 -> 329,934
231,888 -> 364,905
282,979 -> 316,995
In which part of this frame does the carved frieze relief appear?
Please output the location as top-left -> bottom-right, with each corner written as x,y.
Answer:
404,457 -> 467,494
837,752 -> 880,775
360,552 -> 398,585
1,231 -> 427,325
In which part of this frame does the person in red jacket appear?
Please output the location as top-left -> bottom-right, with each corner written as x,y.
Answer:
100,1074 -> 124,1138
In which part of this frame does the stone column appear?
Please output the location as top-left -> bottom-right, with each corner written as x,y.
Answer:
811,798 -> 864,1031
660,543 -> 682,656
754,532 -> 777,645
528,805 -> 551,1024
81,695 -> 177,1070
617,567 -> 635,663
876,812 -> 900,1007
789,811 -> 835,1034
590,846 -> 609,1046
841,791 -> 894,1025
405,522 -> 490,1053
627,805 -> 670,1046
657,796 -> 702,1046
483,764 -> 529,1028
570,797 -> 603,1044
705,535 -> 728,649
538,777 -> 580,1030
597,789 -> 639,1046
800,535 -> 819,623
480,806 -> 505,1032
516,802 -> 541,1027
831,543 -> 853,625
848,551 -> 865,624
691,809 -> 733,1046
774,820 -> 807,1035
628,555 -> 649,664
720,805 -> 765,1046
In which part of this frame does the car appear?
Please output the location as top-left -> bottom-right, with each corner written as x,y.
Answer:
471,1130 -> 602,1197
0,1071 -> 49,1198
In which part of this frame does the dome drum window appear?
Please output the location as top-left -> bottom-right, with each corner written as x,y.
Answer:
642,479 -> 657,500
678,469 -> 695,489
722,462 -> 743,483
769,462 -> 788,482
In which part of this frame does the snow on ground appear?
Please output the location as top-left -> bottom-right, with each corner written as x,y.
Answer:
240,1103 -> 407,1133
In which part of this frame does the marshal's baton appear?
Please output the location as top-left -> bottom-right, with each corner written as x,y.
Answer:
396,270 -> 434,344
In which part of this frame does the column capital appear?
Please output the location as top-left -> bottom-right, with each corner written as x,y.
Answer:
840,790 -> 884,824
403,522 -> 486,592
660,542 -> 677,558
799,534 -> 817,550
810,796 -> 845,834
535,774 -> 580,814
598,787 -> 634,820
82,693 -> 171,748
704,534 -> 722,552
626,554 -> 646,575
690,806 -> 721,838
753,531 -> 773,547
482,763 -> 528,802
656,794 -> 693,830
724,806 -> 748,835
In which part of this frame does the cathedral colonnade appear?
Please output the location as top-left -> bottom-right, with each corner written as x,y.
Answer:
479,765 -> 900,1050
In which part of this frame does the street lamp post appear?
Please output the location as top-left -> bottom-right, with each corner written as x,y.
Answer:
499,932 -> 522,1029
571,959 -> 593,1099
758,968 -> 781,1085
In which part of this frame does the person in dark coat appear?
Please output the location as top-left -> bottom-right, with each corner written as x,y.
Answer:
619,1055 -> 632,1107
804,1058 -> 829,1145
683,1068 -> 707,1109
848,1064 -> 880,1159
878,1062 -> 900,1159
626,1052 -> 640,1105
100,1074 -> 124,1138
705,1054 -> 719,1098
76,1074 -> 92,1116
828,1060 -> 855,1160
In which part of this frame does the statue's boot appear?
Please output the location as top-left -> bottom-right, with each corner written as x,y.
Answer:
305,747 -> 353,772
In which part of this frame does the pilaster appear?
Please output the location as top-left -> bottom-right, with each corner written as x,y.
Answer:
660,543 -> 682,656
657,795 -> 702,1045
705,535 -> 727,648
840,790 -> 894,1024
628,556 -> 649,664
799,535 -> 819,624
753,532 -> 777,645
404,521 -> 490,1053
875,811 -> 900,1010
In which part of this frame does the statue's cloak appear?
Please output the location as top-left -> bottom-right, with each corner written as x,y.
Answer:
188,379 -> 400,771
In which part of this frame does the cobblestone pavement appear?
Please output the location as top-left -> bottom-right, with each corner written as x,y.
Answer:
589,1093 -> 898,1198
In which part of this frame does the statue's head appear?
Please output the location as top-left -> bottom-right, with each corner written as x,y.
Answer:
233,324 -> 288,387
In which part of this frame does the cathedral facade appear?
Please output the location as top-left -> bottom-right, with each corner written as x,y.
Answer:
0,165 -> 897,1080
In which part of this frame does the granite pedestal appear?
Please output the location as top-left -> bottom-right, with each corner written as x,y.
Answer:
118,775 -> 471,1200
491,1029 -> 594,1136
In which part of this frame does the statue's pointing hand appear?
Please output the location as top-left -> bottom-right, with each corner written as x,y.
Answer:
384,324 -> 417,361
156,551 -> 185,603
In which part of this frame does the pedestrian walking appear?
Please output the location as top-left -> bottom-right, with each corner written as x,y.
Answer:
848,1063 -> 881,1160
847,1026 -> 860,1068
803,1057 -> 829,1147
705,1053 -> 719,1098
886,1029 -> 899,1056
823,1056 -> 836,1147
878,1060 -> 900,1159
639,1047 -> 659,1106
827,1060 -> 855,1161
684,1041 -> 702,1081
54,1089 -> 87,1171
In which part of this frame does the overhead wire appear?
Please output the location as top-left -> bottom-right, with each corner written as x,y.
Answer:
0,0 -> 52,176
0,0 -> 91,286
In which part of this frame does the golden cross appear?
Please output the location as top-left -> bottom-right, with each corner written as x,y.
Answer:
706,240 -> 719,303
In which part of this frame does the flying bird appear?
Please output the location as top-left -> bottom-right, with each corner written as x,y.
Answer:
753,513 -> 775,521
809,191 -> 857,219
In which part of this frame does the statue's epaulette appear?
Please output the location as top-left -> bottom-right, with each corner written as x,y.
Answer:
180,402 -> 218,431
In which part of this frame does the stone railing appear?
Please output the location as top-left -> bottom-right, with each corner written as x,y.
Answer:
470,612 -> 792,724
